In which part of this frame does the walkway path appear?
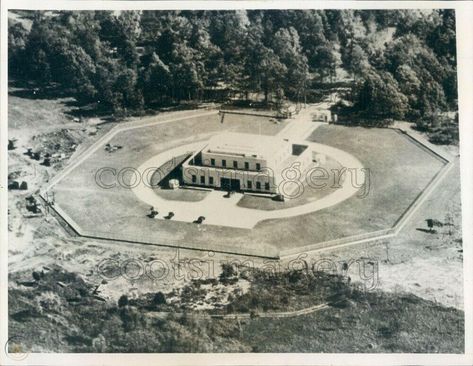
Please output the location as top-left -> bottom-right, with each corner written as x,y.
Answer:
279,104 -> 326,140
147,302 -> 330,321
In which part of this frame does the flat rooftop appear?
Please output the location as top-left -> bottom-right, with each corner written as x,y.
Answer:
205,132 -> 287,159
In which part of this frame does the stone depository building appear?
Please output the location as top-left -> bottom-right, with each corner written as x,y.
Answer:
181,132 -> 312,196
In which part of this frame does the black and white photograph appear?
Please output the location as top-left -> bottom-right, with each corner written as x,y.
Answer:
1,1 -> 472,365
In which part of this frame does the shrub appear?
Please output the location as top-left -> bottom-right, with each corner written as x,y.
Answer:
416,113 -> 459,145
288,270 -> 302,284
219,263 -> 237,283
152,292 -> 166,306
118,295 -> 129,308
429,125 -> 458,145
119,307 -> 141,332
91,334 -> 107,352
35,291 -> 64,314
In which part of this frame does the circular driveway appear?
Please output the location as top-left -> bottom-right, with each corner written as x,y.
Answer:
131,140 -> 365,229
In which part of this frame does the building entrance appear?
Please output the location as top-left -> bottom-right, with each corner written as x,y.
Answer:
220,178 -> 241,191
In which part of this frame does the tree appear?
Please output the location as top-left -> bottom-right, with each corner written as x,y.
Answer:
208,10 -> 249,90
153,292 -> 166,305
385,33 -> 451,119
272,27 -> 309,100
118,294 -> 129,307
219,263 -> 236,282
171,43 -> 205,101
32,271 -> 41,282
22,18 -> 54,83
8,20 -> 28,78
119,306 -> 141,332
427,10 -> 456,63
394,65 -> 422,119
140,52 -> 172,105
9,9 -> 457,124
51,41 -> 97,102
243,18 -> 287,103
354,70 -> 408,120
344,43 -> 369,81
280,10 -> 330,75
310,44 -> 337,81
114,11 -> 142,67
114,67 -> 144,113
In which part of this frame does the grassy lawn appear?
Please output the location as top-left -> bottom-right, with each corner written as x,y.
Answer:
51,112 -> 288,257
51,119 -> 445,256
237,156 -> 344,210
150,153 -> 210,202
242,125 -> 445,250
153,187 -> 209,202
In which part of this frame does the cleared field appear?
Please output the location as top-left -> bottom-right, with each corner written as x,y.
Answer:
8,92 -> 77,145
50,116 -> 445,256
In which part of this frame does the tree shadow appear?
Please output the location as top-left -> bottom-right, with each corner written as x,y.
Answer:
63,99 -> 117,121
416,228 -> 437,234
11,309 -> 39,322
9,79 -> 216,122
9,80 -> 73,100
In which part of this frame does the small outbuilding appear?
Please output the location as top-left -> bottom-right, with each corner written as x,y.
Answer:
168,179 -> 179,190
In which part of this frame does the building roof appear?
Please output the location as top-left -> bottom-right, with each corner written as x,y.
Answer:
205,132 -> 287,160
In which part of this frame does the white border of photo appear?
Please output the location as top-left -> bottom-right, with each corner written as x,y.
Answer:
1,1 -> 472,365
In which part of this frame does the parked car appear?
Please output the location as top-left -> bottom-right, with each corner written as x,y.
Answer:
194,216 -> 206,224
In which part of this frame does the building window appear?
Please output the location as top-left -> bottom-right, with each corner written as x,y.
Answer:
222,159 -> 226,167
256,163 -> 261,171
265,182 -> 270,191
247,180 -> 252,189
256,182 -> 261,190
209,177 -> 214,185
244,162 -> 249,170
200,176 -> 205,184
192,175 -> 197,183
210,158 -> 215,166
233,160 -> 238,168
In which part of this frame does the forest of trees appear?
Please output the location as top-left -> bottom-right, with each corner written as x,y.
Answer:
8,9 -> 458,135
